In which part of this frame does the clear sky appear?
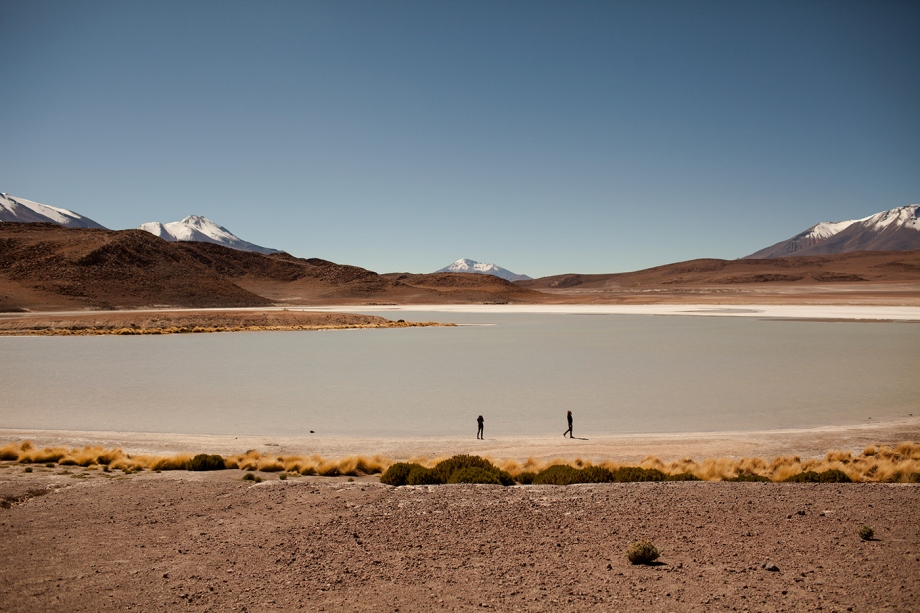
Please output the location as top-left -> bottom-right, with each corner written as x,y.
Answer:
2,0 -> 918,276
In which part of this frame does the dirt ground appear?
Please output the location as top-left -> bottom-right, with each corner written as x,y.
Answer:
0,466 -> 917,612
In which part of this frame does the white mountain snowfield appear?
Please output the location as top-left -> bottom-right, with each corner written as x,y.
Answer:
746,204 -> 920,258
0,193 -> 107,229
435,258 -> 532,281
138,215 -> 280,254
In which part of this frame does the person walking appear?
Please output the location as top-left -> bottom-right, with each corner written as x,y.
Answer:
563,410 -> 573,438
477,414 -> 484,440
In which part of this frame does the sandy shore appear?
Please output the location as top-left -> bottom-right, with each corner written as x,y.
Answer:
3,417 -> 918,464
306,302 -> 920,321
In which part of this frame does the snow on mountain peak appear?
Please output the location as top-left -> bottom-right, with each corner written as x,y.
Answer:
0,192 -> 107,229
138,215 -> 279,255
746,204 -> 920,259
435,258 -> 531,281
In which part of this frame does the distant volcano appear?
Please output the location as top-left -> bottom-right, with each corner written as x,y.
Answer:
435,258 -> 531,281
0,193 -> 107,229
746,205 -> 920,258
138,215 -> 280,255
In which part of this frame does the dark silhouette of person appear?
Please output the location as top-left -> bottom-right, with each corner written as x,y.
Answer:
477,415 -> 484,440
563,410 -> 573,438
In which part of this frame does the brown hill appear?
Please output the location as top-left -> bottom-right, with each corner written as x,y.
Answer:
521,251 -> 920,291
0,223 -> 271,311
0,223 -> 544,311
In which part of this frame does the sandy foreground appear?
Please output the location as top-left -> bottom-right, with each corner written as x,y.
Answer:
1,464 -> 918,612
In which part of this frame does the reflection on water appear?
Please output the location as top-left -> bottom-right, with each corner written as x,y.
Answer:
1,312 -> 917,437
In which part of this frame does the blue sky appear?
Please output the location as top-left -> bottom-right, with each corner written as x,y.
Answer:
2,0 -> 918,276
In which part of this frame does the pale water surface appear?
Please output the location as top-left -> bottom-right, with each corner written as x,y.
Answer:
1,312 -> 918,437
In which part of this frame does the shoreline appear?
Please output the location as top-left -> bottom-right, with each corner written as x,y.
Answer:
3,416 -> 918,463
305,302 -> 920,321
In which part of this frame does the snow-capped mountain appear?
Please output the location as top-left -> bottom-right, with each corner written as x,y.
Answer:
435,258 -> 532,282
746,205 -> 920,259
0,193 -> 107,229
138,215 -> 280,255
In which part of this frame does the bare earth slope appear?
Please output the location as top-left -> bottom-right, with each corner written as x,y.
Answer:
0,223 -> 543,310
0,468 -> 917,612
0,223 -> 271,311
520,251 -> 920,305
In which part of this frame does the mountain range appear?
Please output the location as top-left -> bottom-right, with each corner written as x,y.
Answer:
435,258 -> 532,281
3,191 -> 919,269
746,205 -> 920,258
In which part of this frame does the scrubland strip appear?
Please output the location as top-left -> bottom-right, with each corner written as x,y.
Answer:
2,440 -> 918,482
0,321 -> 450,336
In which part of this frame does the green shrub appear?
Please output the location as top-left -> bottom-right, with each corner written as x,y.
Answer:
665,472 -> 702,481
626,540 -> 660,565
579,466 -> 614,483
610,467 -> 666,482
533,464 -> 582,485
432,455 -> 496,483
516,471 -> 536,485
187,454 -> 226,471
278,473 -> 287,480
406,465 -> 441,485
23,467 -> 32,473
785,469 -> 852,483
857,525 -> 874,540
725,473 -> 771,482
448,467 -> 502,485
242,472 -> 260,482
380,462 -> 424,487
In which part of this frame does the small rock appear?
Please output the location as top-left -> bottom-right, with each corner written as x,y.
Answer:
796,510 -> 806,515
762,562 -> 780,572
606,563 -> 613,570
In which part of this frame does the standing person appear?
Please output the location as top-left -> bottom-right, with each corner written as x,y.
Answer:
477,415 -> 484,440
563,410 -> 573,438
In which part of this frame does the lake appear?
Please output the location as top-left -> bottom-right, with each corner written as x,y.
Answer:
1,311 -> 918,437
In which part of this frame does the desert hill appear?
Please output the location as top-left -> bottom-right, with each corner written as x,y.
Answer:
0,223 -> 272,311
0,223 -> 543,311
521,251 -> 920,290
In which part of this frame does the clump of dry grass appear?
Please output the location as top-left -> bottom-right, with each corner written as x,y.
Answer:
221,451 -> 388,477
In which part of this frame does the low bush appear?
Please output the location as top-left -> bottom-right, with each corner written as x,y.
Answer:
242,473 -> 262,483
610,467 -> 666,482
406,465 -> 441,486
380,462 -> 423,486
579,466 -> 614,483
187,454 -> 226,471
515,471 -> 536,485
784,469 -> 852,483
448,467 -> 502,485
857,525 -> 874,541
626,540 -> 660,565
665,472 -> 702,481
533,465 -> 582,485
432,455 -> 497,483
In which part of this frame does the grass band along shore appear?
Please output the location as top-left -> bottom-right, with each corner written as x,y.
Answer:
2,440 -> 918,484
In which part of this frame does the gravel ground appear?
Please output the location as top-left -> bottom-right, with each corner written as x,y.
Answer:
1,466 -> 918,612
